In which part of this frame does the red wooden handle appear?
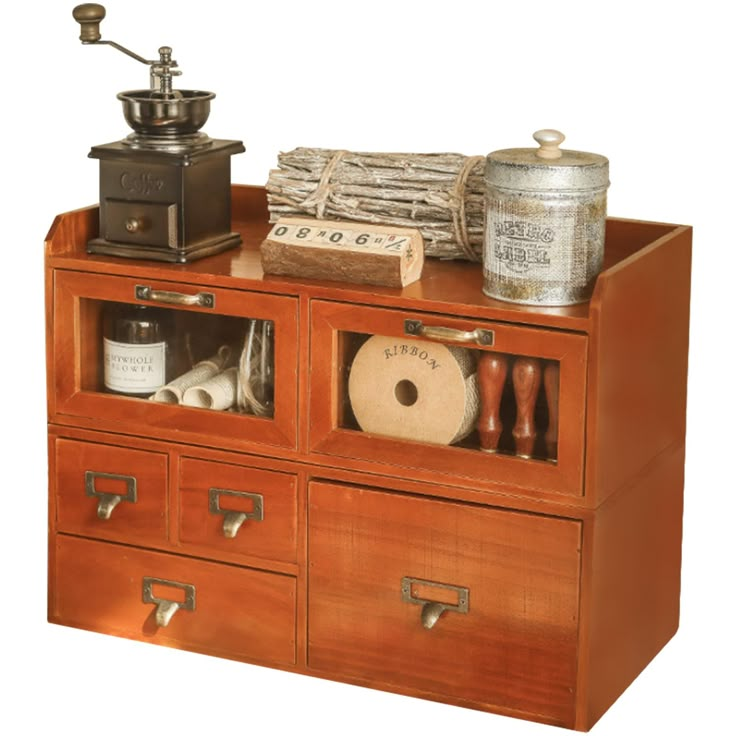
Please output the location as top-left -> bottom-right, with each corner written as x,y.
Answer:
477,352 -> 508,452
512,357 -> 542,458
544,362 -> 560,461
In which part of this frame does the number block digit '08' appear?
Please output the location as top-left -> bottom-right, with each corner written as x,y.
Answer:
260,217 -> 425,288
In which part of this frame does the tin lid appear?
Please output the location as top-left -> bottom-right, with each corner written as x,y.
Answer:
486,130 -> 609,193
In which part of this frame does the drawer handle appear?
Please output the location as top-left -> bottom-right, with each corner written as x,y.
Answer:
209,488 -> 264,539
401,577 -> 469,630
404,319 -> 494,346
142,577 -> 196,628
85,470 -> 137,520
135,284 -> 215,309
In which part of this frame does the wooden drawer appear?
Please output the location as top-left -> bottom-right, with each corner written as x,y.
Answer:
52,270 -> 298,450
178,457 -> 297,564
309,301 -> 587,498
52,535 -> 296,667
54,438 -> 168,546
307,481 -> 582,727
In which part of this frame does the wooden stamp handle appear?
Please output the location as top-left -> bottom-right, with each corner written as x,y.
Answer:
544,362 -> 560,461
477,352 -> 509,452
512,357 -> 542,458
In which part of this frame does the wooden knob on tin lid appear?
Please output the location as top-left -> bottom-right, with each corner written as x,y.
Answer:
533,129 -> 565,160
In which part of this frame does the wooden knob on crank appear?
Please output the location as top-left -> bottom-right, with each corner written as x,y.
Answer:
477,352 -> 509,453
512,357 -> 542,458
72,4 -> 106,43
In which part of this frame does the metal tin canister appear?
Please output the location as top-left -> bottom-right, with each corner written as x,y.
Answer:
483,129 -> 609,306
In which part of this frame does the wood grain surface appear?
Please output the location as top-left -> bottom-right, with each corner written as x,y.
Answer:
308,481 -> 582,727
55,437 -> 168,546
178,457 -> 297,564
52,535 -> 297,666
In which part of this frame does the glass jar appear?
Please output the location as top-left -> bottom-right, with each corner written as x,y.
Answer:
102,303 -> 175,396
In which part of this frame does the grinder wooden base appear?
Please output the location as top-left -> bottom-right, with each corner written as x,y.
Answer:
87,231 -> 241,263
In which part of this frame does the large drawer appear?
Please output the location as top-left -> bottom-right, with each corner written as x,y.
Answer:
178,457 -> 297,564
54,437 -> 168,547
52,535 -> 296,666
307,481 -> 581,727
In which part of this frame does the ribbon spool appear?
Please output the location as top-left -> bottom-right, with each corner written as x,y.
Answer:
348,336 -> 479,446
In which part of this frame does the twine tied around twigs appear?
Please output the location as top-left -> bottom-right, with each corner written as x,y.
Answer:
450,155 -> 484,262
300,149 -> 348,219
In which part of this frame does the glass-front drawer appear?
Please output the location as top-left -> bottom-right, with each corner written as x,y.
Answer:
52,271 -> 298,450
309,301 -> 587,497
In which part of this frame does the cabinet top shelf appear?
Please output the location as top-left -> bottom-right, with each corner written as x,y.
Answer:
45,184 -> 691,333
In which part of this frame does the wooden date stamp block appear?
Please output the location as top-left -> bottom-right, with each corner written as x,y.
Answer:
261,217 -> 424,288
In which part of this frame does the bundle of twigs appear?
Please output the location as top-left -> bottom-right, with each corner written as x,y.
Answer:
266,148 -> 486,261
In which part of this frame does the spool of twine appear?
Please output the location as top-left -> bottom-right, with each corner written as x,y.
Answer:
348,336 -> 479,445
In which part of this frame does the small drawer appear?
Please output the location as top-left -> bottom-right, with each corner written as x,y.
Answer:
55,438 -> 167,546
178,458 -> 297,565
308,481 -> 581,727
104,199 -> 177,249
52,535 -> 296,667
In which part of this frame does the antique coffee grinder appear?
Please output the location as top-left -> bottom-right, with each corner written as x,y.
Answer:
72,4 -> 245,262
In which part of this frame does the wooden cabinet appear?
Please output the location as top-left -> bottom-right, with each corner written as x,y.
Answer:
45,185 -> 691,731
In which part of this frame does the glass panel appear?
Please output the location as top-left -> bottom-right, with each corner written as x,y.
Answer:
340,331 -> 559,463
80,299 -> 275,418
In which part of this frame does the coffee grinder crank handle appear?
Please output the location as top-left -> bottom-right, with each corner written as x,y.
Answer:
71,4 -> 182,93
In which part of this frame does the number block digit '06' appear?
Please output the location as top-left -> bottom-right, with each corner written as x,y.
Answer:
260,217 -> 424,288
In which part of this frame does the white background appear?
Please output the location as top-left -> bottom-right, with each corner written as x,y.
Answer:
2,1 -> 733,733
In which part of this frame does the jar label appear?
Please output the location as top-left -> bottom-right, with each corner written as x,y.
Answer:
104,338 -> 166,394
486,217 -> 573,282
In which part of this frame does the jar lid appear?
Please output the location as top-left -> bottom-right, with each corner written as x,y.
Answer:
486,130 -> 609,193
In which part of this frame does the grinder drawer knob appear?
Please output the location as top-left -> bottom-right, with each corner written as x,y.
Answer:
125,217 -> 147,234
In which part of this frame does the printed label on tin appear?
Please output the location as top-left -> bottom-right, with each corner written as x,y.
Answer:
104,338 -> 166,394
487,218 -> 571,281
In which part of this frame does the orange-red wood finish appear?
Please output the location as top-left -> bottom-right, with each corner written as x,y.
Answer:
308,482 -> 581,727
544,362 -> 561,459
52,535 -> 296,666
55,437 -> 168,546
308,299 -> 588,498
52,268 -> 299,452
45,186 -> 692,732
178,457 -> 297,565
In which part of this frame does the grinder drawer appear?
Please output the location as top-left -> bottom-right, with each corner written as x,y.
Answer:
104,198 -> 178,249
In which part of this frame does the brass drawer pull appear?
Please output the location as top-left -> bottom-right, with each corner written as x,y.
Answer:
142,577 -> 196,628
135,284 -> 215,309
209,488 -> 264,539
401,577 -> 469,630
85,470 -> 137,520
404,319 -> 494,347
